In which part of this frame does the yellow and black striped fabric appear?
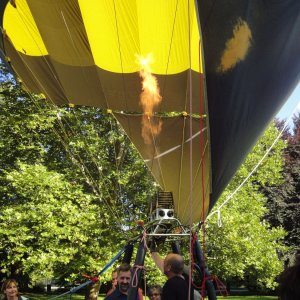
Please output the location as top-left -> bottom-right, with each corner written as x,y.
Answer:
2,0 -> 300,224
0,0 -> 210,225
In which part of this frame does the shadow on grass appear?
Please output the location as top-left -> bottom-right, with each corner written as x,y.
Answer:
23,293 -> 106,300
23,292 -> 278,300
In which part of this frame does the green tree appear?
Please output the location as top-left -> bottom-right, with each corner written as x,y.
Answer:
0,163 -> 113,283
264,114 -> 300,264
205,123 -> 287,290
0,57 -> 290,293
0,61 -> 156,285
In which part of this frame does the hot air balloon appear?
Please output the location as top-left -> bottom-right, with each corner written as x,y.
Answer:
1,1 -> 300,298
2,0 -> 300,223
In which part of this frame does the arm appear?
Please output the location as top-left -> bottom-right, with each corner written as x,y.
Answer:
183,264 -> 190,276
138,287 -> 143,300
150,251 -> 164,274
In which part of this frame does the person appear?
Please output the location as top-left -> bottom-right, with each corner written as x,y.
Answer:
104,263 -> 140,300
161,253 -> 189,300
278,255 -> 300,300
151,251 -> 200,300
106,268 -> 118,296
148,285 -> 162,300
1,279 -> 28,300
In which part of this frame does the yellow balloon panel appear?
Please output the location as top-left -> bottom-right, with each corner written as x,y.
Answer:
79,0 -> 202,74
4,0 -> 202,74
4,0 -> 47,56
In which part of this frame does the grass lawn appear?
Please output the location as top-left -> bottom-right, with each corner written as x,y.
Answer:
23,293 -> 278,300
219,297 -> 277,300
23,293 -> 88,300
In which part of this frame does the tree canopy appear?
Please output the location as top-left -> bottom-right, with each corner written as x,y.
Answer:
0,60 -> 292,292
0,62 -> 156,284
205,123 -> 287,290
263,114 -> 300,265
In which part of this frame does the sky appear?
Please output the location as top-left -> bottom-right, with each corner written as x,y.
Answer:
276,82 -> 300,128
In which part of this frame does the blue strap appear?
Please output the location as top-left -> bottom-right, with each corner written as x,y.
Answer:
50,246 -> 126,300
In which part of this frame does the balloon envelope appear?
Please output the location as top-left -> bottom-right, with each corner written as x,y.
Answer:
1,0 -> 300,224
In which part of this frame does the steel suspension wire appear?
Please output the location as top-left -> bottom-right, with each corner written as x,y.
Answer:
8,6 -> 129,230
177,114 -> 188,216
108,112 -> 137,221
187,1 -> 194,299
157,0 -> 181,191
161,0 -> 180,103
20,83 -> 123,227
112,0 -> 128,112
51,8 -> 129,227
55,12 -> 127,230
12,8 -> 66,95
199,50 -> 208,300
55,7 -> 130,227
59,4 -> 121,195
58,109 -> 133,224
147,116 -> 167,190
23,92 -> 124,226
189,7 -> 211,299
111,1 -> 163,221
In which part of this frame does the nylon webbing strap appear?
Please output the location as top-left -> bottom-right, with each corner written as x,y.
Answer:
50,246 -> 127,300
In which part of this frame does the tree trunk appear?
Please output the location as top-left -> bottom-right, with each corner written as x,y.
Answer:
85,281 -> 101,300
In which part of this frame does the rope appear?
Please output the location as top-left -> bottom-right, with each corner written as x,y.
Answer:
27,92 -> 124,227
187,2 -> 194,300
140,230 -> 151,299
201,275 -> 228,298
161,0 -> 179,101
108,113 -> 127,216
213,276 -> 228,297
141,230 -> 148,250
131,265 -> 145,288
12,4 -> 130,229
177,114 -> 187,216
196,9 -> 209,297
206,104 -> 300,224
112,0 -> 128,112
2,40 -> 124,229
12,10 -> 66,94
190,231 -> 228,298
190,233 -> 202,290
60,10 -> 91,98
147,116 -> 166,190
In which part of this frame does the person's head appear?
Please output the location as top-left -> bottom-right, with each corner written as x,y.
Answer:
278,255 -> 300,300
163,253 -> 184,278
1,279 -> 19,300
111,269 -> 118,288
148,285 -> 162,300
117,263 -> 132,294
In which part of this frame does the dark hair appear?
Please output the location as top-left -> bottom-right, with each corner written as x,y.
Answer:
117,263 -> 131,274
148,285 -> 162,296
166,253 -> 184,274
278,256 -> 300,300
1,279 -> 20,299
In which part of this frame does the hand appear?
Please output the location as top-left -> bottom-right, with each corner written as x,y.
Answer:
147,239 -> 157,253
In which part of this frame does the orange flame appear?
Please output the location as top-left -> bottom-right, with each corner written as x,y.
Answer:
137,54 -> 162,144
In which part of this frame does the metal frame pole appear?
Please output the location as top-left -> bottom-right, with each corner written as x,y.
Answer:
127,238 -> 146,300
